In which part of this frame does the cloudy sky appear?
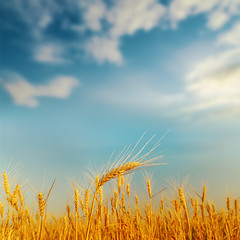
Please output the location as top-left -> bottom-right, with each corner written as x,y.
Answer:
1,0 -> 240,210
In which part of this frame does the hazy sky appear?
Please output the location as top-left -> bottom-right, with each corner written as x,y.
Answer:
1,0 -> 240,211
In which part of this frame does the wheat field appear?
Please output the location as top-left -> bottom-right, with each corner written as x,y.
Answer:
1,140 -> 239,240
1,171 -> 240,240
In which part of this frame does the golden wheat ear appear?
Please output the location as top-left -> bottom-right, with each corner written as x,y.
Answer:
85,135 -> 166,240
3,172 -> 11,197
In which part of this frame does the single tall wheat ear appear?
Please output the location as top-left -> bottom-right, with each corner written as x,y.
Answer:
38,179 -> 56,240
85,134 -> 165,240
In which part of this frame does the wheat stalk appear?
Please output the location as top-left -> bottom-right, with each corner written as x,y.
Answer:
85,140 -> 164,240
38,192 -> 45,240
74,188 -> 79,240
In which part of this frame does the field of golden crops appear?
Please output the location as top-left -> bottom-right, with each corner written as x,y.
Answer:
1,140 -> 239,240
0,170 -> 239,240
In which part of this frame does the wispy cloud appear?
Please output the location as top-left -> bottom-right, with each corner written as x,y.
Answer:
2,0 -> 240,65
207,8 -> 229,30
38,14 -> 52,29
184,50 -> 240,111
181,43 -> 240,114
34,44 -> 67,64
86,37 -> 123,65
168,0 -> 240,30
168,0 -> 218,27
63,0 -> 240,64
2,72 -> 79,107
93,41 -> 240,119
86,0 -> 240,119
85,0 -> 165,64
182,17 -> 240,115
186,48 -> 240,82
217,21 -> 240,46
106,0 -> 165,38
207,0 -> 240,30
2,0 -> 58,39
83,0 -> 106,31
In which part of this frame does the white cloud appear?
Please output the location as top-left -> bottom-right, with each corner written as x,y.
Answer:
84,0 -> 105,31
181,68 -> 240,115
168,0 -> 218,27
168,0 -> 240,30
86,36 -> 123,64
207,9 -> 229,30
3,0 -> 240,67
169,0 -> 215,23
3,73 -> 79,107
83,0 -> 239,65
92,45 -> 240,118
107,0 -> 165,38
39,14 -> 52,29
61,0 -> 106,33
3,0 -> 164,65
34,44 -> 67,64
218,21 -> 240,46
86,1 -> 240,118
208,0 -> 240,30
186,48 -> 240,81
183,48 -> 240,113
187,65 -> 240,100
83,0 -> 165,64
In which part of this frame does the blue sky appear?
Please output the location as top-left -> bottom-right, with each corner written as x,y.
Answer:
1,0 -> 240,211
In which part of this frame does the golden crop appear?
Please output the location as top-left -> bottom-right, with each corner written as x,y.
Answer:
1,169 -> 240,240
1,138 -> 239,239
